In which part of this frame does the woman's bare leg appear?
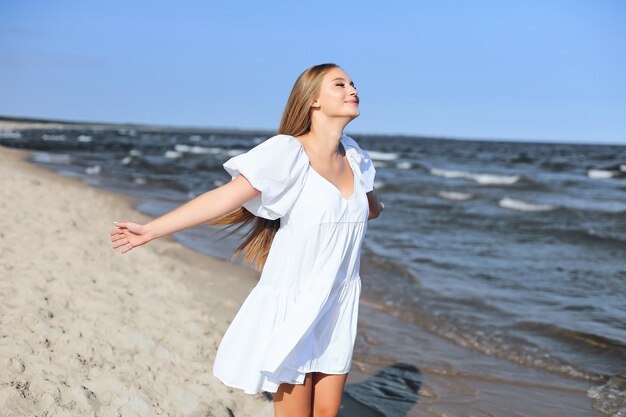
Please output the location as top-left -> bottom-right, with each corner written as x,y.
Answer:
311,372 -> 348,417
272,372 -> 314,417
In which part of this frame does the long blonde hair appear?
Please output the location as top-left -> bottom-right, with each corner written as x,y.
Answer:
207,63 -> 340,272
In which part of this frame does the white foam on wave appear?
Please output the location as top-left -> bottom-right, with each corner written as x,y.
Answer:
369,150 -> 399,161
189,134 -> 202,142
85,165 -> 101,175
225,149 -> 246,157
438,191 -> 473,201
431,167 -> 520,185
499,197 -> 557,212
587,169 -> 619,179
164,150 -> 182,159
373,180 -> 385,189
620,164 -> 626,172
121,156 -> 132,165
77,135 -> 92,142
129,149 -> 142,157
117,128 -> 136,136
174,144 -> 191,152
42,134 -> 66,142
587,376 -> 626,417
32,152 -> 72,164
396,162 -> 412,169
174,144 -> 221,154
0,130 -> 22,139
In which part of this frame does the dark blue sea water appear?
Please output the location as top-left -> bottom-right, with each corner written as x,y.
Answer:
1,123 -> 624,416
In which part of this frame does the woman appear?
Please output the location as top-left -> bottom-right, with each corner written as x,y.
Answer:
110,63 -> 384,417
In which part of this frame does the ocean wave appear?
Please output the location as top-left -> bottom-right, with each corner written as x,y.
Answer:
116,128 -> 137,136
164,150 -> 182,159
582,228 -> 626,244
438,191 -> 473,201
368,298 -> 603,382
512,321 -> 626,353
0,130 -> 22,139
553,197 -> 626,215
369,150 -> 399,161
396,161 -> 412,169
42,134 -> 66,142
174,144 -> 222,154
587,164 -> 626,179
431,324 -> 599,381
554,227 -> 626,246
510,151 -> 534,164
539,160 -> 573,172
588,375 -> 626,417
85,165 -> 101,175
588,169 -> 620,179
430,167 -> 520,185
499,197 -> 558,212
31,152 -> 72,164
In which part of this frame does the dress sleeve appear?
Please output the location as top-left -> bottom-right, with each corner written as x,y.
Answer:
223,134 -> 309,220
342,134 -> 376,192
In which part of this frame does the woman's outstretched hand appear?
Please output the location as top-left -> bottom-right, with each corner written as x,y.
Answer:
110,221 -> 155,254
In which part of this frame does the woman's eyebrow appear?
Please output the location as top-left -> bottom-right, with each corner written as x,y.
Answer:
331,77 -> 355,85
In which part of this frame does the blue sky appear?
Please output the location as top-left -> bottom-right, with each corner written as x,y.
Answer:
1,0 -> 624,145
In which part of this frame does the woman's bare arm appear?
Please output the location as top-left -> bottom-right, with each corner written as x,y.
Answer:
366,189 -> 385,220
110,175 -> 260,254
146,174 -> 260,239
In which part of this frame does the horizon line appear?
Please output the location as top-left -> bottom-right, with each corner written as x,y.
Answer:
0,113 -> 623,147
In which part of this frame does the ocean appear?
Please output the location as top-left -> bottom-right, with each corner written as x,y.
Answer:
1,124 -> 624,416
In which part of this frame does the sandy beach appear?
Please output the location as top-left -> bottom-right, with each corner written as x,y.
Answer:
0,144 -> 275,416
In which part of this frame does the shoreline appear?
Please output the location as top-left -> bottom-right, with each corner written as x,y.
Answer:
0,142 -> 605,416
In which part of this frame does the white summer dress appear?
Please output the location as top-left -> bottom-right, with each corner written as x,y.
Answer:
212,132 -> 376,394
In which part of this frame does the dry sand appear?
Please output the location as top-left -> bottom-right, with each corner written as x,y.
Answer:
0,144 -> 275,417
0,121 -> 73,131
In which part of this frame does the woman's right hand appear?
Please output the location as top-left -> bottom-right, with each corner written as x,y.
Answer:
110,221 -> 155,254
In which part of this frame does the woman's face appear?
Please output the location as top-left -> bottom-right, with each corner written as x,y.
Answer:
312,67 -> 360,120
